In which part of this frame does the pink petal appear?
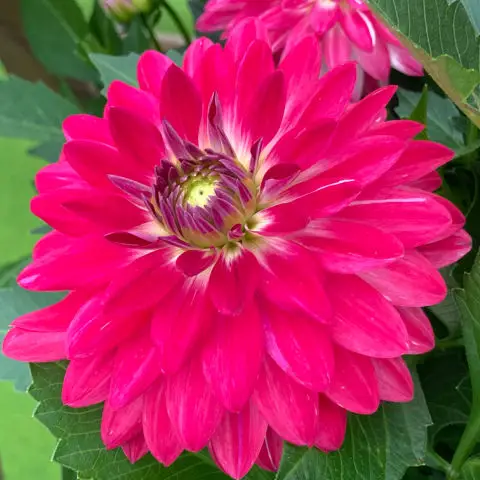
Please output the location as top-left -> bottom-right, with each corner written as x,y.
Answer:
166,359 -> 225,451
397,307 -> 435,354
208,248 -> 259,316
326,347 -> 379,414
369,120 -> 425,140
253,356 -> 319,446
300,219 -> 404,273
176,249 -> 216,276
326,274 -> 409,357
62,353 -> 113,407
107,106 -> 166,171
315,395 -> 347,452
355,34 -> 390,81
360,250 -> 447,307
262,302 -> 334,391
418,230 -> 472,268
372,357 -> 414,402
203,303 -> 264,412
109,328 -> 162,409
183,37 -> 214,77
122,433 -> 149,464
379,141 -> 454,188
66,296 -> 149,359
152,281 -> 213,374
143,381 -> 183,466
309,1 -> 339,35
324,25 -> 352,69
255,428 -> 283,472
101,397 -> 143,450
342,187 -> 452,248
388,44 -> 424,77
63,114 -> 112,144
340,10 -> 373,51
2,328 -> 66,362
35,159 -> 83,194
225,18 -> 269,63
137,50 -> 172,97
258,242 -> 332,322
210,402 -> 268,480
408,171 -> 443,191
160,65 -> 202,143
12,291 -> 87,332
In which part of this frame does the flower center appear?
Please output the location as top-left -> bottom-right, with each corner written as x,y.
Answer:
184,176 -> 218,208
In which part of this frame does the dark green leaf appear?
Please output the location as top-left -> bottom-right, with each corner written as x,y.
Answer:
406,85 -> 429,140
0,286 -> 63,391
123,18 -> 150,54
29,139 -> 63,164
90,53 -> 139,94
0,77 -> 79,141
366,0 -> 480,128
21,0 -> 98,81
276,372 -> 431,480
396,89 -> 463,150
167,49 -> 184,66
29,361 -> 272,479
89,1 -> 122,55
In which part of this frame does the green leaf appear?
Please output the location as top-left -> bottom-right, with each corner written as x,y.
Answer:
0,287 -> 63,391
396,88 -> 463,150
29,139 -> 64,164
89,2 -> 122,55
0,77 -> 79,141
167,49 -> 184,66
462,456 -> 480,479
29,361 -> 272,479
405,85 -> 429,140
366,0 -> 480,129
90,53 -> 139,94
276,372 -> 431,480
123,18 -> 150,54
21,0 -> 98,81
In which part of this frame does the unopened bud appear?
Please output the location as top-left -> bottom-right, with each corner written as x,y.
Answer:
103,0 -> 152,23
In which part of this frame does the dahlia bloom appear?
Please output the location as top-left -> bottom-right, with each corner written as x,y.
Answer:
3,19 -> 470,480
197,0 -> 423,87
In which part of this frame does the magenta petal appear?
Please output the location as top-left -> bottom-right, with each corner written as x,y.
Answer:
203,303 -> 264,412
360,250 -> 447,307
2,328 -> 66,362
143,381 -> 183,466
210,402 -> 268,480
340,10 -> 373,51
62,353 -> 113,407
166,359 -> 225,452
326,274 -> 409,358
122,433 -> 149,464
397,307 -> 435,354
301,219 -> 404,273
418,230 -> 472,268
315,395 -> 347,452
183,37 -> 214,77
369,120 -> 425,140
176,249 -> 216,276
208,248 -> 259,316
253,356 -> 319,446
225,18 -> 269,63
255,428 -> 283,472
101,397 -> 143,450
152,281 -> 212,374
262,302 -> 334,391
63,114 -> 112,143
109,329 -> 162,409
326,347 -> 379,414
137,50 -> 172,97
372,357 -> 414,402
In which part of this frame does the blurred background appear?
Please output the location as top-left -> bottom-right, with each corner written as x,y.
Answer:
0,0 -> 193,478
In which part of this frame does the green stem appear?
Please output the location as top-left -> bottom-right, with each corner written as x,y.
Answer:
140,14 -> 163,52
436,337 -> 464,350
448,411 -> 480,479
62,467 -> 77,480
426,449 -> 451,473
161,0 -> 192,46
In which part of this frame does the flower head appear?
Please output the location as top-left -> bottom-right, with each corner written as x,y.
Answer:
198,0 -> 423,87
3,19 -> 470,480
103,0 -> 152,22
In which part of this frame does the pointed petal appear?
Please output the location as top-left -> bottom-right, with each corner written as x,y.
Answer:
369,120 -> 425,140
63,114 -> 112,144
323,26 -> 352,71
176,249 -> 216,276
255,428 -> 283,472
397,307 -> 435,354
360,250 -> 447,307
210,402 -> 268,480
315,395 -> 347,452
262,302 -> 334,391
137,50 -> 172,97
143,381 -> 183,466
326,347 -> 379,414
203,303 -> 264,412
122,433 -> 148,463
225,18 -> 269,62
183,37 -> 214,77
372,357 -> 414,402
340,10 -> 373,51
166,359 -> 225,452
418,230 -> 471,268
62,353 -> 113,407
253,356 -> 319,446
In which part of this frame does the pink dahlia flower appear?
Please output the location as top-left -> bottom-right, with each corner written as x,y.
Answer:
197,0 -> 423,87
3,19 -> 470,480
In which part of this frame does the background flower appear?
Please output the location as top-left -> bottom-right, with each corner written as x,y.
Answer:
2,17 -> 470,480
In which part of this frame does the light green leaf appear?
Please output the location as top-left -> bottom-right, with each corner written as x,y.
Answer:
0,77 -> 79,141
75,0 -> 96,20
167,49 -> 184,66
21,0 -> 98,81
366,0 -> 480,128
90,53 -> 139,94
29,361 -> 272,479
396,88 -> 463,150
276,372 -> 431,480
459,0 -> 480,33
462,456 -> 480,480
0,287 -> 63,391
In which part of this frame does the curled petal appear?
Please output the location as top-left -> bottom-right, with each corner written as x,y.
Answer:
255,428 -> 283,472
315,396 -> 347,452
372,357 -> 414,402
